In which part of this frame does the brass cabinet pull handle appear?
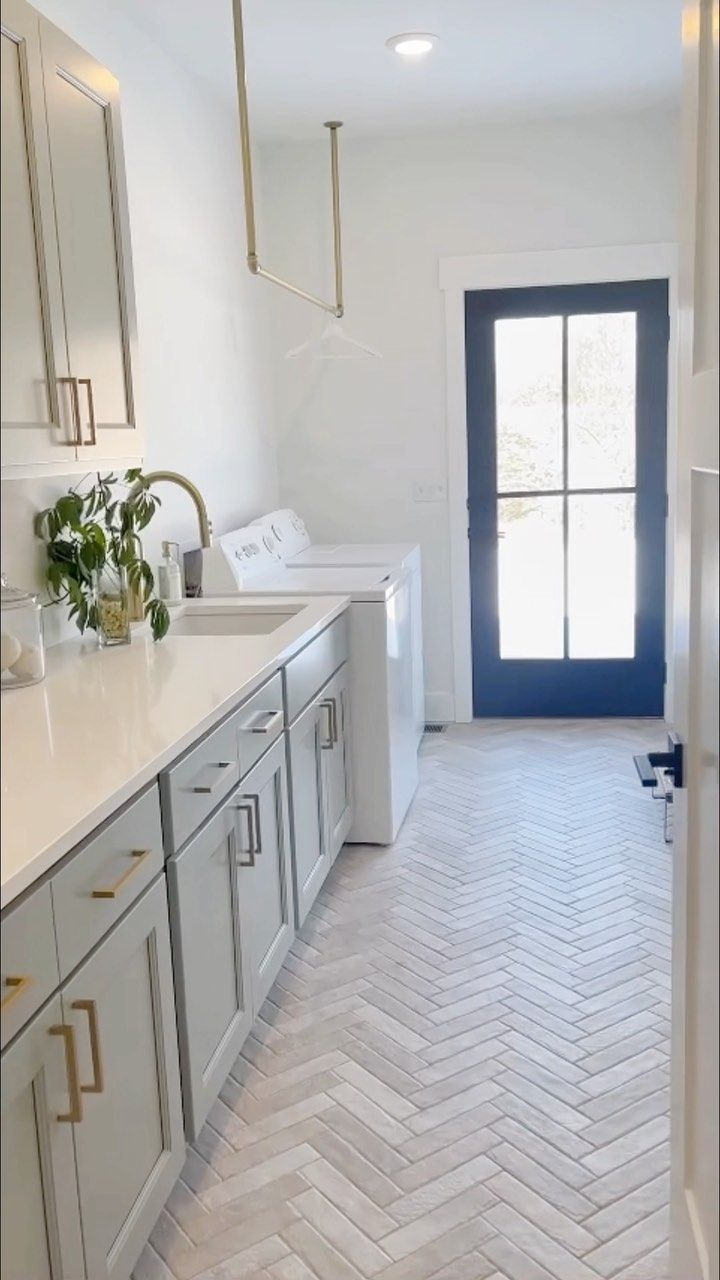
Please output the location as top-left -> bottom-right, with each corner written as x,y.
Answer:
192,761 -> 234,794
320,697 -> 338,749
77,377 -> 97,445
92,848 -> 152,899
240,709 -> 283,736
58,376 -> 82,446
49,1024 -> 83,1123
1,974 -> 33,1013
72,999 -> 104,1094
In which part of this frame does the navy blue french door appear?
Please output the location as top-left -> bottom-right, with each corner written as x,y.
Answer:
466,279 -> 668,717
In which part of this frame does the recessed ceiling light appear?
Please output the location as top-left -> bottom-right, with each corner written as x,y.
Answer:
386,32 -> 438,59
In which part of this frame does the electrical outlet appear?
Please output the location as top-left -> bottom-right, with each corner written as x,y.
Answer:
413,480 -> 447,504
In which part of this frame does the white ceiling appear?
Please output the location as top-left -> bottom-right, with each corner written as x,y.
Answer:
124,0 -> 682,140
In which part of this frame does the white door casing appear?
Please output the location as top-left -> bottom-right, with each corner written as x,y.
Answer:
440,242 -> 678,723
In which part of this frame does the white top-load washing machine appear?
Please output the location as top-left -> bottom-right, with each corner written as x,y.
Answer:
251,509 -> 425,747
189,526 -> 418,846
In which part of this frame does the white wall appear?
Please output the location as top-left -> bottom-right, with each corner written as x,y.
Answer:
1,0 -> 277,643
260,109 -> 679,720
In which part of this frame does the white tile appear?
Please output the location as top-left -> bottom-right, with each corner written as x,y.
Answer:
134,720 -> 670,1280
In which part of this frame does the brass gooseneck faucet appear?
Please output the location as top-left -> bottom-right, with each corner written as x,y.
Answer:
129,471 -> 213,549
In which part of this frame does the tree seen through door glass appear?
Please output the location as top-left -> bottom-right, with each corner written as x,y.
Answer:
495,316 -> 563,492
568,312 -> 636,489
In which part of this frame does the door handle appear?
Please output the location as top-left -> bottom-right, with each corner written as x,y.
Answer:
49,1024 -> 83,1123
58,376 -> 82,447
633,733 -> 684,789
77,378 -> 97,445
72,999 -> 104,1094
235,795 -> 261,864
234,802 -> 256,865
320,697 -> 338,749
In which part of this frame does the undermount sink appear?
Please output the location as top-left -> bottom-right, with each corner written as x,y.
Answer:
169,606 -> 303,637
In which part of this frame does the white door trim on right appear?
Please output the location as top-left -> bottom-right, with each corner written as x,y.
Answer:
439,241 -> 679,722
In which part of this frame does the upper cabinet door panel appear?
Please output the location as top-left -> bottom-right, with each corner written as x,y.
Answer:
1,0 -> 72,464
39,16 -> 139,456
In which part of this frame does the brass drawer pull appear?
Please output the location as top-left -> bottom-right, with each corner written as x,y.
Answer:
49,1024 -> 83,1123
1,974 -> 33,1013
192,761 -> 233,794
72,999 -> 104,1094
92,848 -> 152,899
77,377 -> 97,445
240,709 -> 283,736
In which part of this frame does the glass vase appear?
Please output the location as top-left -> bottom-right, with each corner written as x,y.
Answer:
95,566 -> 131,647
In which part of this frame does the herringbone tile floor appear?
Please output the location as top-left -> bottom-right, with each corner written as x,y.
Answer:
135,719 -> 672,1280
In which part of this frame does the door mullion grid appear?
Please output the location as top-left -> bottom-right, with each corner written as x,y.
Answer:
562,315 -> 569,659
496,486 -> 636,499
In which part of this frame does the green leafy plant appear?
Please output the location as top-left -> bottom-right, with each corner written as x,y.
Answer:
34,469 -> 171,641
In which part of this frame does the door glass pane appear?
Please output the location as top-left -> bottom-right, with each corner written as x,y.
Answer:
495,317 -> 563,491
568,312 -> 636,488
498,496 -> 564,658
569,494 -> 636,657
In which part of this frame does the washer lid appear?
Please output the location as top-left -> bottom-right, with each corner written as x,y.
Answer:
286,542 -> 419,569
238,564 -> 409,602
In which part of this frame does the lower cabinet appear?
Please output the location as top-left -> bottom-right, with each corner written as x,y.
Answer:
62,879 -> 185,1279
287,696 -> 331,927
320,662 -> 353,861
1,634 -> 354,1278
287,661 -> 353,927
0,878 -> 184,1280
169,735 -> 295,1140
168,788 -> 254,1141
236,736 -> 295,1009
1,995 -> 85,1280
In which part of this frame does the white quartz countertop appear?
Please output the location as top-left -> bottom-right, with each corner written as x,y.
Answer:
1,595 -> 349,909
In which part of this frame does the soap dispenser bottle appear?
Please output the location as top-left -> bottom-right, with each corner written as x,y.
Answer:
157,541 -> 183,604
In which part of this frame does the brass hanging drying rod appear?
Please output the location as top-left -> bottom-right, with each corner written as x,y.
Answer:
231,0 -> 345,319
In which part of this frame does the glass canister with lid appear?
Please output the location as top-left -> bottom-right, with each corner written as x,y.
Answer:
1,574 -> 46,689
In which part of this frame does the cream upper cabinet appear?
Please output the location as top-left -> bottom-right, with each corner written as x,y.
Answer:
1,0 -> 142,476
1,0 -> 74,466
39,17 -> 140,461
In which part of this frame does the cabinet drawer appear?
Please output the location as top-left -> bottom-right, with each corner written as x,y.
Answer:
161,712 -> 241,853
237,672 -> 284,778
1,883 -> 59,1049
52,787 -> 163,980
284,614 -> 349,724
